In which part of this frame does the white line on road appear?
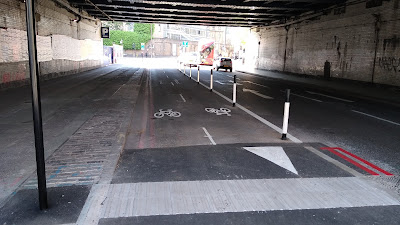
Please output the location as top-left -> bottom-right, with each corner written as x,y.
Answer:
202,127 -> 216,145
243,81 -> 270,89
198,81 -> 301,143
171,82 -> 175,86
159,81 -> 163,85
174,79 -> 180,84
288,92 -> 322,102
167,75 -> 169,78
216,81 -> 225,85
111,84 -> 125,97
179,94 -> 186,102
352,110 -> 400,126
243,88 -> 274,100
306,91 -> 354,102
228,80 -> 243,85
225,74 -> 240,80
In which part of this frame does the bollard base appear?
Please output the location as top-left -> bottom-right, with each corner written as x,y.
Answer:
210,89 -> 213,92
281,134 -> 287,140
233,103 -> 236,107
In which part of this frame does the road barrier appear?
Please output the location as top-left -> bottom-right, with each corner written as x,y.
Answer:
233,75 -> 237,106
282,89 -> 291,140
197,66 -> 200,84
210,69 -> 213,92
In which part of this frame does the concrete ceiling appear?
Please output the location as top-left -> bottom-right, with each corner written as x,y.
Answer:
67,0 -> 347,27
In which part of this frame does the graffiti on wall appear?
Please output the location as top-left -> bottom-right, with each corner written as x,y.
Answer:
377,56 -> 400,72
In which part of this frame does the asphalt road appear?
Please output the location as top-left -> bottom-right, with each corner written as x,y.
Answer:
127,58 -> 400,176
1,58 -> 399,224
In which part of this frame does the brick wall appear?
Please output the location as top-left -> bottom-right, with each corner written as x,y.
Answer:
0,0 -> 102,89
248,0 -> 400,87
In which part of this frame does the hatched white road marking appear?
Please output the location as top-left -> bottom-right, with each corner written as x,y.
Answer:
174,79 -> 180,84
171,82 -> 175,86
179,94 -> 186,102
306,91 -> 354,102
244,146 -> 298,175
202,127 -> 216,145
101,177 -> 400,218
216,81 -> 225,85
243,88 -> 274,100
352,110 -> 400,126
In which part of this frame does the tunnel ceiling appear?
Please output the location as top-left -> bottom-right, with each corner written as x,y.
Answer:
67,0 -> 347,27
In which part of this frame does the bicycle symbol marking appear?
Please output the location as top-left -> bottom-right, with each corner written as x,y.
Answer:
205,107 -> 231,116
154,109 -> 182,118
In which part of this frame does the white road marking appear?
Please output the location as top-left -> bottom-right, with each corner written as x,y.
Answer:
179,94 -> 186,102
111,84 -> 125,97
243,80 -> 270,89
304,146 -> 363,177
244,146 -> 298,175
289,92 -> 322,102
306,91 -> 354,102
159,81 -> 163,85
243,88 -> 274,99
216,81 -> 225,85
202,127 -> 216,145
225,74 -> 240,80
167,75 -> 169,78
174,79 -> 180,84
171,82 -> 174,86
101,177 -> 400,218
352,110 -> 400,126
228,80 -> 243,85
198,81 -> 302,143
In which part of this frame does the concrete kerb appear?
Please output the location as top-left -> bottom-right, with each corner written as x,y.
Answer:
236,69 -> 400,107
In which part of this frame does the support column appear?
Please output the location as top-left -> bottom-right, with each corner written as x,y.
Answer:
25,0 -> 48,210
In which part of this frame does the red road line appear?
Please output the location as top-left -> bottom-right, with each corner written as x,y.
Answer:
334,147 -> 393,176
321,147 -> 379,175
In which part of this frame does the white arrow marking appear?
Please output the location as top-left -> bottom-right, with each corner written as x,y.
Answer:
243,81 -> 270,89
244,146 -> 298,175
306,91 -> 354,102
243,88 -> 273,99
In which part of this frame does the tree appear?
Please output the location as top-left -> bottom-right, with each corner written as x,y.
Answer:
102,23 -> 154,50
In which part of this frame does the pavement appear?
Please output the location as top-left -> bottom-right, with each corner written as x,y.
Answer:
1,58 -> 400,225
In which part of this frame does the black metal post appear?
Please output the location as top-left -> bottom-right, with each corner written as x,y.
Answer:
25,0 -> 48,210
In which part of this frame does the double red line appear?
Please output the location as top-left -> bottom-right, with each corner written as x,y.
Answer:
321,147 -> 393,176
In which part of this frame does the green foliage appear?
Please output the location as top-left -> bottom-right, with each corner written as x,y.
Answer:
102,23 -> 155,50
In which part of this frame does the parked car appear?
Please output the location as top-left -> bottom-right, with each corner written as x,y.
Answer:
178,52 -> 200,67
214,57 -> 232,72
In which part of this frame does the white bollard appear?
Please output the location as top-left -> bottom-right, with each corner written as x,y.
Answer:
233,75 -> 237,106
197,66 -> 200,84
190,65 -> 192,79
210,69 -> 213,92
184,64 -> 186,75
281,89 -> 291,140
